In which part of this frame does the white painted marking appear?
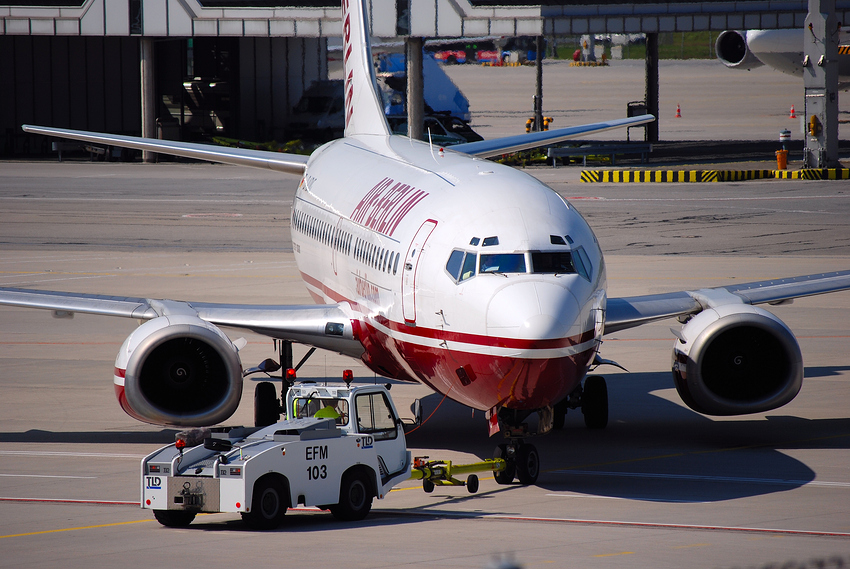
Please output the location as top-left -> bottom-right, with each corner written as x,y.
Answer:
0,474 -> 96,480
551,470 -> 850,488
0,450 -> 145,459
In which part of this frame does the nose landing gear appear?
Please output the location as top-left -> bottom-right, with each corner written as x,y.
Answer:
493,441 -> 539,485
491,375 -> 609,486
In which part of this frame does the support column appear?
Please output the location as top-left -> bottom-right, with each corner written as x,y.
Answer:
534,35 -> 543,132
803,0 -> 840,168
140,37 -> 156,162
645,32 -> 659,143
406,37 -> 424,142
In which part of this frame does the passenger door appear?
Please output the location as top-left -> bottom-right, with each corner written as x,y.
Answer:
402,219 -> 437,324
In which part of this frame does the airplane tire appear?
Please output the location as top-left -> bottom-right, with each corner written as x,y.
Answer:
515,444 -> 540,485
153,509 -> 196,527
242,476 -> 288,530
582,375 -> 608,429
331,470 -> 373,521
254,382 -> 280,427
493,444 -> 516,485
553,398 -> 569,430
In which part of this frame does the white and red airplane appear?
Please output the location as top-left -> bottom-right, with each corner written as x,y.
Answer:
5,0 -> 850,485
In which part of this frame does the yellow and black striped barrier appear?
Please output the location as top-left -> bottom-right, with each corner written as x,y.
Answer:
774,168 -> 850,180
581,168 -> 850,183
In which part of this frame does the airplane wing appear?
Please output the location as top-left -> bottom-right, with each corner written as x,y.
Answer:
21,125 -> 309,176
0,287 -> 362,356
449,114 -> 655,158
605,270 -> 850,334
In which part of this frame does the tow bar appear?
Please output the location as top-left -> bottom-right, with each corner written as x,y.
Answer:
409,456 -> 507,494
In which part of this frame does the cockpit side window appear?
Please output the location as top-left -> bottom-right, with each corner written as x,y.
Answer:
445,250 -> 464,281
445,249 -> 478,283
531,251 -> 575,274
460,252 -> 477,281
572,246 -> 593,281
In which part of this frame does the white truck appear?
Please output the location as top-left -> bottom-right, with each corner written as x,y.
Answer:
141,382 -> 412,529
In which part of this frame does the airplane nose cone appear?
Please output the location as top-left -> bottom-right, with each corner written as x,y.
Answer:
486,281 -> 580,340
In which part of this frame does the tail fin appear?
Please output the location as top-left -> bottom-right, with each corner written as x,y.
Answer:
342,0 -> 391,137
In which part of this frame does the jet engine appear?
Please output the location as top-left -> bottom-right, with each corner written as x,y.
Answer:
672,304 -> 802,416
113,315 -> 243,426
715,30 -> 764,70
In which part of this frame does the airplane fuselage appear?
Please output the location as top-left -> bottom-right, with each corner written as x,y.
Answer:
292,134 -> 606,412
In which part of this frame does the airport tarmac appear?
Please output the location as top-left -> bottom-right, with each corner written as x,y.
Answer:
1,160 -> 849,569
2,60 -> 850,569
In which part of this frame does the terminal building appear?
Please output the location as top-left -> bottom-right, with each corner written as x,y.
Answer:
3,0 -> 848,157
0,0 -> 541,156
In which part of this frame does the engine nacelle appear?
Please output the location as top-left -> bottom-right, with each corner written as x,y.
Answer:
114,315 -> 243,426
672,304 -> 802,416
715,30 -> 764,70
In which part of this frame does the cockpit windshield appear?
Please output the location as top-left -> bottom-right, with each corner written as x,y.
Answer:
480,253 -> 526,274
531,251 -> 575,274
446,244 -> 592,283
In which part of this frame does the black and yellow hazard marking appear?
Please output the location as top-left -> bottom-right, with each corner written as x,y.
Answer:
839,45 -> 850,55
774,168 -> 850,180
581,168 -> 850,183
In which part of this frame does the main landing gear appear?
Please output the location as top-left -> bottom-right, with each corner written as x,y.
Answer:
492,375 -> 608,486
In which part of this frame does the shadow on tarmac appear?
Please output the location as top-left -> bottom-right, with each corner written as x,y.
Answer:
406,366 -> 850,504
2,367 -> 847,506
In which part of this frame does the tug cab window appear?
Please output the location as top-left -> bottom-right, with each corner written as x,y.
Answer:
480,253 -> 526,274
354,392 -> 398,440
531,251 -> 575,274
293,397 -> 350,426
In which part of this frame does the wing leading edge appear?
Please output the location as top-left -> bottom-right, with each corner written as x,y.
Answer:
21,125 -> 309,176
0,287 -> 363,358
450,114 -> 655,158
605,270 -> 850,334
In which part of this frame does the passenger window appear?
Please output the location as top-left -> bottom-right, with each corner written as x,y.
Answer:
354,393 -> 398,440
446,250 -> 464,281
393,253 -> 400,275
531,251 -> 575,274
480,253 -> 525,274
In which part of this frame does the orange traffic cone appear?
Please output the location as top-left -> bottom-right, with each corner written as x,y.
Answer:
675,104 -> 681,118
789,105 -> 797,119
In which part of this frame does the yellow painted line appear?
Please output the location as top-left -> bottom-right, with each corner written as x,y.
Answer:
0,518 -> 153,539
593,551 -> 634,558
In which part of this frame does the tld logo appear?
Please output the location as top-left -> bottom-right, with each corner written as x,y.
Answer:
146,476 -> 162,489
358,436 -> 373,449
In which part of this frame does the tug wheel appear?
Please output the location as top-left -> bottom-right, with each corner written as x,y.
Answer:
242,476 -> 288,530
153,509 -> 196,527
331,469 -> 373,521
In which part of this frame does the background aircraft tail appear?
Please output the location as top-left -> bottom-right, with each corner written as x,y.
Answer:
342,0 -> 391,138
